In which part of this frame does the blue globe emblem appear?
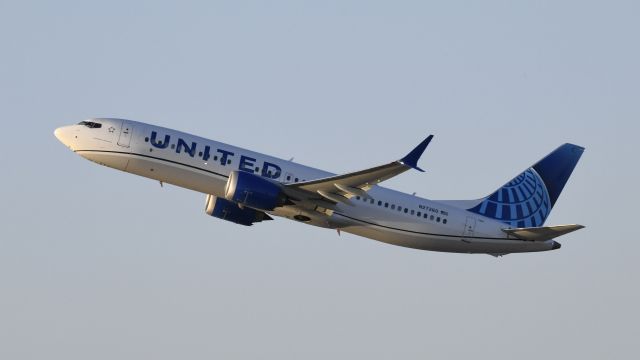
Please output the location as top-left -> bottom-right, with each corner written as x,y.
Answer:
469,168 -> 551,228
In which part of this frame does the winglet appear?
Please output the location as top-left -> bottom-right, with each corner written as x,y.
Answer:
399,135 -> 433,172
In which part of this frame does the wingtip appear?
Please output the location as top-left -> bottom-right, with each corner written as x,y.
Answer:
400,135 -> 433,171
564,143 -> 586,151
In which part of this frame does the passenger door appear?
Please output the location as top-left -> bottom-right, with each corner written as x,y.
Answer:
117,120 -> 133,147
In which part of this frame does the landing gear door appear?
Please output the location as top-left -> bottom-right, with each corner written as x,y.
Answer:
117,120 -> 133,148
463,216 -> 477,237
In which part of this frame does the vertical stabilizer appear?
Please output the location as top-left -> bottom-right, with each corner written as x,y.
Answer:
467,144 -> 584,227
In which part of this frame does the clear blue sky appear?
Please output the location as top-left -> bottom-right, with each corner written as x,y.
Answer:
1,1 -> 638,359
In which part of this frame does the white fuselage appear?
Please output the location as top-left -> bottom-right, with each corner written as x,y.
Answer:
55,118 -> 557,254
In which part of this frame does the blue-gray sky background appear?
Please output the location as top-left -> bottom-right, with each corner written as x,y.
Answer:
1,1 -> 638,359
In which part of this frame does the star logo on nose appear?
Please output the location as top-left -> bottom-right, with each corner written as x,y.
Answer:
108,127 -> 116,133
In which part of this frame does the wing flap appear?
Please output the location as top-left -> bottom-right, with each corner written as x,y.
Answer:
502,224 -> 585,241
317,190 -> 354,206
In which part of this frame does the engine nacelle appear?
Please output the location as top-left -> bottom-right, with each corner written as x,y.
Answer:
205,195 -> 272,226
224,170 -> 287,211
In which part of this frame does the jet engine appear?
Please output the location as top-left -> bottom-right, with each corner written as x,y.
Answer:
205,195 -> 272,226
224,170 -> 289,211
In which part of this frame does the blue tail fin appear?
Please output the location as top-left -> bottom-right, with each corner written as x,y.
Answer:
467,144 -> 584,228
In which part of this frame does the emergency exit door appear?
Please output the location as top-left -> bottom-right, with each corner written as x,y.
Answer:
463,216 -> 477,237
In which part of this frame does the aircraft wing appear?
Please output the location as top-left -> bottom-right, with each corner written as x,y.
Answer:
282,135 -> 433,207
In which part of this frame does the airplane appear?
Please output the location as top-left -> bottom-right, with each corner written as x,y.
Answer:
54,118 -> 585,256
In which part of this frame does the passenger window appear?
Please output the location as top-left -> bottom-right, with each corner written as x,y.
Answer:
356,196 -> 361,200
370,199 -> 374,204
423,213 -> 427,218
398,206 -> 402,212
443,219 -> 447,224
378,200 -> 382,206
404,208 -> 408,213
417,212 -> 421,217
391,204 -> 396,210
437,217 -> 441,222
430,215 -> 434,220
384,202 -> 389,208
287,175 -> 291,181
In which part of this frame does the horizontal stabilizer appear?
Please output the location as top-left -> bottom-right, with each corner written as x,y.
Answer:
502,224 -> 585,242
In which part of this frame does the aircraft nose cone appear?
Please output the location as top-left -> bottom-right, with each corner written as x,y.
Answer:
54,126 -> 74,149
54,127 -> 63,141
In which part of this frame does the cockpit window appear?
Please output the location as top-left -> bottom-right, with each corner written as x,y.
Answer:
78,121 -> 102,129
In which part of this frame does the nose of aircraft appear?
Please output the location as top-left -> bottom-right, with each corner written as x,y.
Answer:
54,126 -> 74,149
54,127 -> 63,141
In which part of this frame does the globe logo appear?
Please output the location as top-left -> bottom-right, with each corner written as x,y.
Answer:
469,168 -> 551,228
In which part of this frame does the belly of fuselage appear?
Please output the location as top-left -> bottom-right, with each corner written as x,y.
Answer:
341,224 -> 554,254
80,150 -> 228,196
126,155 -> 228,196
